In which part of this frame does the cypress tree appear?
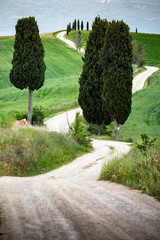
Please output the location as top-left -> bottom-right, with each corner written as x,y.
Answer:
67,24 -> 69,35
74,19 -> 77,31
81,21 -> 84,31
77,19 -> 80,31
86,21 -> 89,31
10,17 -> 46,123
72,21 -> 75,30
78,16 -> 111,126
102,20 -> 133,139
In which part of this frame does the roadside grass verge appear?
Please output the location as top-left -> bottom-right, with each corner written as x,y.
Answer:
100,138 -> 160,201
0,127 -> 92,177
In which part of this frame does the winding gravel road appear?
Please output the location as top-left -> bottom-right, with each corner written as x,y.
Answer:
0,32 -> 159,240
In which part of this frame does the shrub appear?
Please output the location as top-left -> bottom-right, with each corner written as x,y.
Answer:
32,106 -> 45,126
70,112 -> 92,148
136,133 -> 157,155
16,112 -> 27,120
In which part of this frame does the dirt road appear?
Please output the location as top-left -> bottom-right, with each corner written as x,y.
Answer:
0,32 -> 160,240
57,31 -> 85,54
1,138 -> 160,240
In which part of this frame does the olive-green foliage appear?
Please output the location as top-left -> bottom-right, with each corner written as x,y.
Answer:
102,20 -> 133,125
10,17 -> 46,91
78,16 -> 111,126
70,112 -> 92,148
132,40 -> 145,67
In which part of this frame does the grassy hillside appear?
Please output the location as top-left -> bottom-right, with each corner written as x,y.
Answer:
67,31 -> 160,66
119,69 -> 160,140
67,31 -> 160,140
0,30 -> 160,140
0,32 -> 83,126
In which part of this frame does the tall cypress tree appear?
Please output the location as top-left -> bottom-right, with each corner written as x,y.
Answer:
77,19 -> 80,31
67,24 -> 69,35
74,19 -> 77,31
102,20 -> 133,139
10,17 -> 46,123
86,21 -> 89,31
78,16 -> 111,126
81,21 -> 84,31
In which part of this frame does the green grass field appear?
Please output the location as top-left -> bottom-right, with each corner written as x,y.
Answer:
0,30 -> 160,140
0,32 -> 83,126
67,31 -> 160,66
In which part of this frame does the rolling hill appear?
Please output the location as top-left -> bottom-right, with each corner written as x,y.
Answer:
0,31 -> 160,140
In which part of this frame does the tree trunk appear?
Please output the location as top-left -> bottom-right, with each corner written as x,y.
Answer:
114,119 -> 119,140
27,88 -> 33,124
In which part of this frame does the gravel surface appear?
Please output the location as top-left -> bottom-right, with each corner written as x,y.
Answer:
0,32 -> 159,240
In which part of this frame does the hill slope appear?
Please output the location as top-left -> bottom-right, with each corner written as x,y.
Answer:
0,33 -> 83,119
0,31 -> 160,140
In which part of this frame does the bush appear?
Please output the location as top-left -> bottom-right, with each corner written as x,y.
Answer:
70,112 -> 92,148
15,106 -> 45,126
16,112 -> 27,120
136,133 -> 157,155
132,40 -> 145,67
32,106 -> 45,126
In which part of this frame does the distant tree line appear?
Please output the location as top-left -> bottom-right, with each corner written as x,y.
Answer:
67,19 -> 89,35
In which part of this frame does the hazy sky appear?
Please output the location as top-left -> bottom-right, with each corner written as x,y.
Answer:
0,0 -> 160,36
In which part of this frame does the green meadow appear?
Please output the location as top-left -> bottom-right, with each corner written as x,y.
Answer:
0,32 -> 83,127
0,31 -> 160,140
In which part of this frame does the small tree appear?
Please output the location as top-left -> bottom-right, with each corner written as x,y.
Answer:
75,31 -> 82,51
81,21 -> 84,31
10,17 -> 46,123
102,20 -> 133,139
136,28 -> 138,33
86,21 -> 89,31
132,40 -> 145,67
79,16 -> 111,127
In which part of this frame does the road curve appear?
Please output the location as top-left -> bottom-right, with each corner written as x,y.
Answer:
0,33 -> 160,240
132,66 -> 159,93
57,31 -> 85,54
